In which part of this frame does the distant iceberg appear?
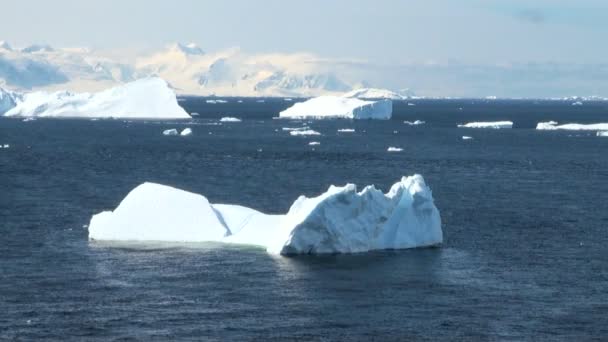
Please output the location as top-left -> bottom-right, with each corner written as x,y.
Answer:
289,129 -> 321,136
342,88 -> 405,100
180,128 -> 192,136
2,77 -> 191,119
219,117 -> 241,122
337,128 -> 355,133
88,175 -> 442,255
387,147 -> 403,152
597,131 -> 608,137
536,121 -> 608,131
163,128 -> 178,136
462,136 -> 473,140
279,96 -> 392,120
457,121 -> 513,129
308,141 -> 320,146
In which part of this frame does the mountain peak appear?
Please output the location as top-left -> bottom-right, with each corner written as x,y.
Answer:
171,42 -> 204,55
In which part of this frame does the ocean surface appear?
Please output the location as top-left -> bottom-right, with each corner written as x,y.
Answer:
1,98 -> 607,341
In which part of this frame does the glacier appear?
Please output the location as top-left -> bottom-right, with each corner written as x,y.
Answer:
2,77 -> 190,119
457,121 -> 513,129
88,175 -> 442,255
536,121 -> 608,131
279,96 -> 392,120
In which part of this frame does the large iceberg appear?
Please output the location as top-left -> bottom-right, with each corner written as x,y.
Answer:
0,88 -> 18,114
279,96 -> 392,120
88,175 -> 442,255
536,121 -> 608,131
457,121 -> 513,129
342,88 -> 405,100
2,77 -> 190,119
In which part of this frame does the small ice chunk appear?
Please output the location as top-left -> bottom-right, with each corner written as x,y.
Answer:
180,128 -> 192,136
404,120 -> 425,126
387,146 -> 403,152
457,121 -> 513,129
163,129 -> 178,136
309,141 -> 320,146
220,117 -> 242,122
290,129 -> 321,136
462,136 -> 473,140
191,112 -> 200,116
337,128 -> 355,133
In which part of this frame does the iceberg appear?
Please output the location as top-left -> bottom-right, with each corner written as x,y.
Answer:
180,128 -> 192,136
279,96 -> 392,120
387,147 -> 403,152
342,88 -> 405,100
88,175 -> 442,255
462,136 -> 473,140
219,117 -> 241,122
163,128 -> 178,136
308,141 -> 320,146
290,129 -> 321,136
3,78 -> 190,119
337,128 -> 355,133
536,121 -> 608,131
597,131 -> 608,137
457,121 -> 513,129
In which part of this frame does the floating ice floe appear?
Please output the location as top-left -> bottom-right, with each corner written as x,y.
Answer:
219,117 -> 242,122
22,117 -> 36,122
0,144 -> 9,148
308,141 -> 320,146
457,121 -> 513,129
597,131 -> 608,137
337,128 -> 355,133
2,78 -> 191,119
190,112 -> 200,116
88,175 -> 442,255
163,128 -> 179,136
404,120 -> 425,126
387,147 -> 403,152
536,121 -> 608,131
180,128 -> 192,136
290,129 -> 321,136
279,96 -> 392,120
462,136 -> 473,140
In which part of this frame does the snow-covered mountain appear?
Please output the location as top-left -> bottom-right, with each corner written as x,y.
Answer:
1,41 -> 373,97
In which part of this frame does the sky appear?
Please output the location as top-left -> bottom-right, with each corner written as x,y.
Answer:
2,0 -> 608,65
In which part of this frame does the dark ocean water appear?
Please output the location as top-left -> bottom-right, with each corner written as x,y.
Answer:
1,98 -> 607,341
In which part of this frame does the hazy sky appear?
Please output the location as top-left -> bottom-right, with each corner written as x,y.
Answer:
2,0 -> 607,64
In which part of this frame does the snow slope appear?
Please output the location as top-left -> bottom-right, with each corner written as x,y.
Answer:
3,77 -> 190,119
88,175 -> 442,255
279,96 -> 392,120
536,121 -> 608,131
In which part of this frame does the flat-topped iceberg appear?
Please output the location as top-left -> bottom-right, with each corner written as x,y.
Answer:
88,175 -> 442,255
2,77 -> 190,119
457,121 -> 513,129
342,88 -> 405,100
279,96 -> 392,120
536,121 -> 608,131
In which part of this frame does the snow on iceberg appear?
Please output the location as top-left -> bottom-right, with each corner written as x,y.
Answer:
536,121 -> 608,131
219,117 -> 241,122
279,96 -> 392,120
3,78 -> 191,119
457,121 -> 513,129
88,175 -> 442,255
342,88 -> 405,100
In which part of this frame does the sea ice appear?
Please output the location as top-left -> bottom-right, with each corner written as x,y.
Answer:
3,78 -> 190,119
279,96 -> 392,120
536,121 -> 608,131
88,175 -> 443,255
457,121 -> 513,129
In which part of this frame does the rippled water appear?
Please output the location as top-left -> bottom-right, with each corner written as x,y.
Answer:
1,98 -> 607,340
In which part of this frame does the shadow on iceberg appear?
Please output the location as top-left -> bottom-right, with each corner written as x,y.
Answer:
88,175 -> 442,256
